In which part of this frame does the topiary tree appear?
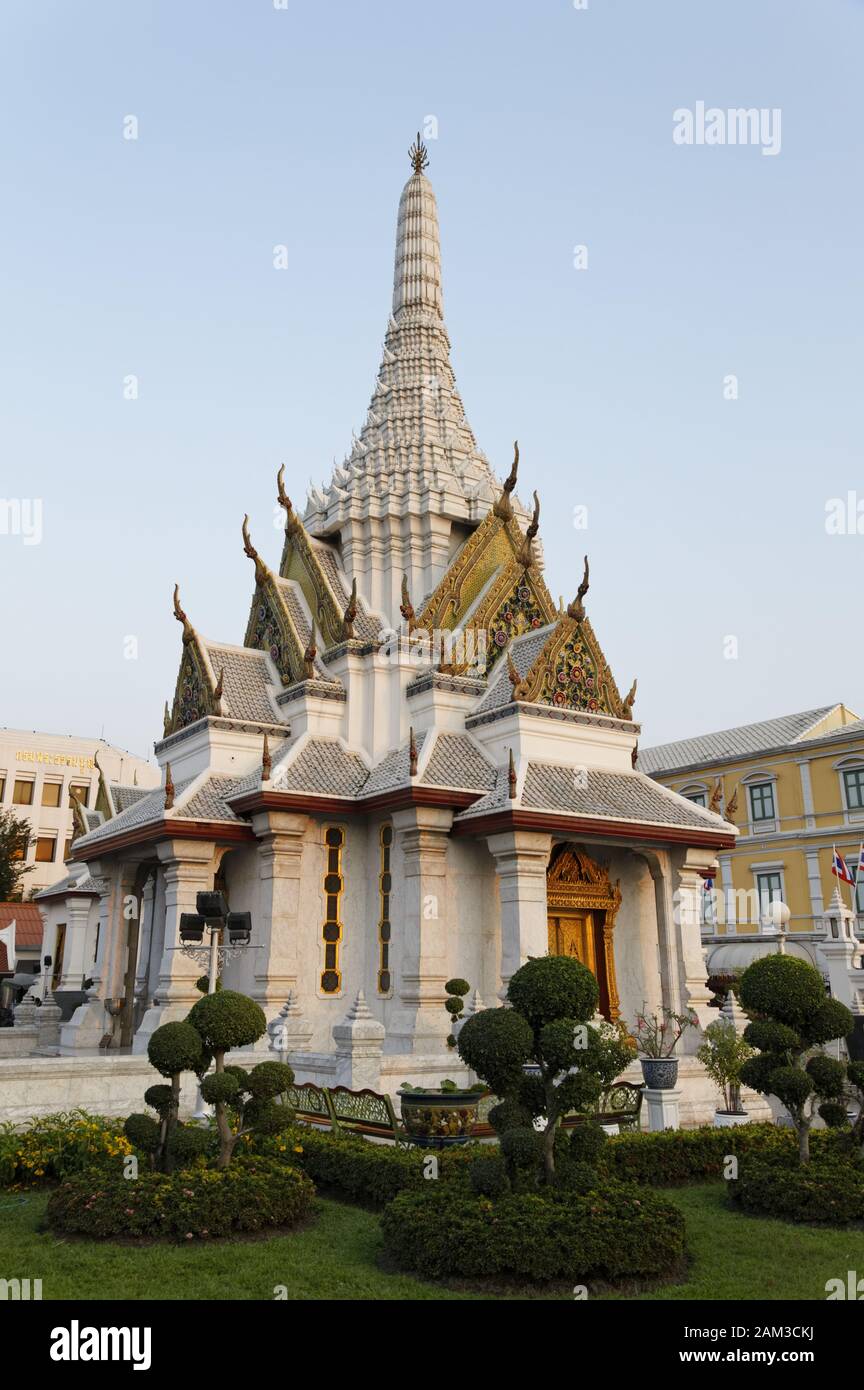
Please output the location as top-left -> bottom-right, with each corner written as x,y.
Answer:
186,990 -> 278,1167
457,955 -> 634,1184
738,954 -> 854,1164
133,1021 -> 204,1171
443,978 -> 471,1049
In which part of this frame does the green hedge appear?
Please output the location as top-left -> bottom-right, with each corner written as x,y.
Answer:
45,1156 -> 315,1241
600,1123 -> 797,1185
381,1181 -> 685,1282
728,1157 -> 864,1225
260,1125 -> 481,1205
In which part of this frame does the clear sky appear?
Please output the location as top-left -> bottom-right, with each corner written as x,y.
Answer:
1,0 -> 861,761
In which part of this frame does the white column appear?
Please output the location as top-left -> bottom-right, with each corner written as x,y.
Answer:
485,830 -> 552,1000
389,805 -> 454,1052
134,874 -> 156,1000
643,849 -> 683,1016
671,847 -> 717,1045
58,894 -> 96,991
60,864 -> 132,1051
249,809 -> 310,1040
805,850 -> 824,919
796,759 -> 816,831
133,840 -> 217,1051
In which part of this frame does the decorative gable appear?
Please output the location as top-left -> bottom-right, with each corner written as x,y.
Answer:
164,586 -> 223,736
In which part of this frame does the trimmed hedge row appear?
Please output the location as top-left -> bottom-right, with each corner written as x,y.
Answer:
600,1123 -> 797,1185
45,1156 -> 315,1241
381,1181 -> 686,1282
262,1125 -> 481,1204
728,1158 -> 864,1225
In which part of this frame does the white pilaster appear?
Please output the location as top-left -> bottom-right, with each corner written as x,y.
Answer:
485,830 -> 552,999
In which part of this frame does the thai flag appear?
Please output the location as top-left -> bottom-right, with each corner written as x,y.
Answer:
856,844 -> 864,883
703,876 -> 714,892
832,847 -> 855,885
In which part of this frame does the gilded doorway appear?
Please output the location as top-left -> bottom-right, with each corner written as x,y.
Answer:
546,845 -> 622,1021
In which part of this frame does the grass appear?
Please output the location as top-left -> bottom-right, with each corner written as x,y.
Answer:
2,1185 -> 859,1301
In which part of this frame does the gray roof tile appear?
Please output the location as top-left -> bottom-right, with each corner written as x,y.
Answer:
638,706 -> 839,776
205,644 -> 282,725
269,738 -> 369,798
420,733 -> 497,791
362,732 -> 428,797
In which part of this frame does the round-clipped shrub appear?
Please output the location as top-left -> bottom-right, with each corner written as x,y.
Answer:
500,1126 -> 540,1169
569,1120 -> 608,1167
806,1054 -> 846,1098
444,997 -> 464,1016
488,1099 -> 532,1135
124,1113 -> 162,1155
728,1158 -> 864,1225
739,1053 -> 781,1094
246,1061 -> 295,1100
45,1156 -> 316,1241
805,998 -> 855,1046
743,1019 -> 800,1053
381,1181 -> 685,1282
243,1099 -> 291,1136
507,955 -> 598,1030
456,1008 -> 534,1094
768,1065 -> 813,1110
147,1021 -> 204,1078
200,1071 -> 241,1105
167,1124 -> 213,1164
739,955 -> 824,1030
144,1085 -> 173,1115
445,979 -> 470,997
186,990 -> 267,1054
223,1065 -> 251,1090
819,1101 -> 849,1129
469,1154 -> 510,1199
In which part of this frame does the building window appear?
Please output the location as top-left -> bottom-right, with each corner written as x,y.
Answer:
13,778 -> 34,806
377,823 -> 393,994
748,782 -> 776,823
52,925 -> 66,990
320,826 -> 345,994
0,774 -> 6,801
69,782 -> 90,808
842,767 -> 864,813
35,834 -> 57,863
756,871 -> 783,915
41,780 -> 63,808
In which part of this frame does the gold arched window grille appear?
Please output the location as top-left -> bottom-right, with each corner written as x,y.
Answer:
320,825 -> 345,994
377,823 -> 393,994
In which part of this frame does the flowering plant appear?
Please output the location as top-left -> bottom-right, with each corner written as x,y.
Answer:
631,1005 -> 699,1058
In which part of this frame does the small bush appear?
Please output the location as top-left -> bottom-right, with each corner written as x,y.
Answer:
124,1114 -> 162,1156
0,1111 -> 132,1188
381,1182 -> 685,1282
45,1155 -> 315,1241
728,1158 -> 864,1225
258,1125 -> 479,1205
201,1072 -> 241,1105
167,1124 -> 214,1165
147,1021 -> 203,1078
469,1154 -> 511,1199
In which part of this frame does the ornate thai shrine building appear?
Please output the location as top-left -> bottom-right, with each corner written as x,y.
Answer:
55,139 -> 740,1120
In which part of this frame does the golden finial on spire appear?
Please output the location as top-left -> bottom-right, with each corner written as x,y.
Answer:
508,748 -> 517,800
303,641 -> 317,679
172,583 -> 193,643
622,678 -> 637,718
409,131 -> 429,175
277,464 -> 301,535
164,762 -> 175,811
709,780 -> 723,815
213,667 -> 224,708
262,734 -> 272,782
400,573 -> 416,632
725,784 -> 739,819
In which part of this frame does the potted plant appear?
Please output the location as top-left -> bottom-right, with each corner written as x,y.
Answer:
397,980 -> 486,1146
696,1015 -> 753,1126
631,1004 -> 698,1089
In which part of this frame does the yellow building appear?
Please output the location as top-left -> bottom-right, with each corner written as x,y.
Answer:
641,704 -> 864,945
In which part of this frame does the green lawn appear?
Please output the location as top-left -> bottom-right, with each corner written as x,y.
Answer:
2,1185 -> 859,1301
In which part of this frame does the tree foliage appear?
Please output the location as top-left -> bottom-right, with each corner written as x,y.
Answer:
0,808 -> 33,901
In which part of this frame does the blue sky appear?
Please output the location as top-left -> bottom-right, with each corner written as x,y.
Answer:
1,0 -> 862,758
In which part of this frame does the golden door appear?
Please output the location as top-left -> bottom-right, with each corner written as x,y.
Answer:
547,911 -> 597,973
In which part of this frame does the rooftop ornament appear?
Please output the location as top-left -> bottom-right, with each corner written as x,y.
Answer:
493,441 -> 519,520
408,131 -> 429,175
566,555 -> 590,623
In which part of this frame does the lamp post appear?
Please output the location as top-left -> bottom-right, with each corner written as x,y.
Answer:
175,892 -> 256,1121
763,899 -> 791,955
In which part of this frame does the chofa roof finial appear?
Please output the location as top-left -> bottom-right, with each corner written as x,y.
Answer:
341,577 -> 358,640
164,762 -> 175,811
493,441 -> 519,519
400,573 -> 416,631
516,490 -> 540,568
242,514 -> 267,580
566,556 -> 590,622
409,131 -> 429,175
172,584 -> 194,643
277,464 -> 301,536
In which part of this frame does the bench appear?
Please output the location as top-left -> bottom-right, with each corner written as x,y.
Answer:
326,1085 -> 409,1145
470,1081 -> 644,1138
284,1081 -> 334,1129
